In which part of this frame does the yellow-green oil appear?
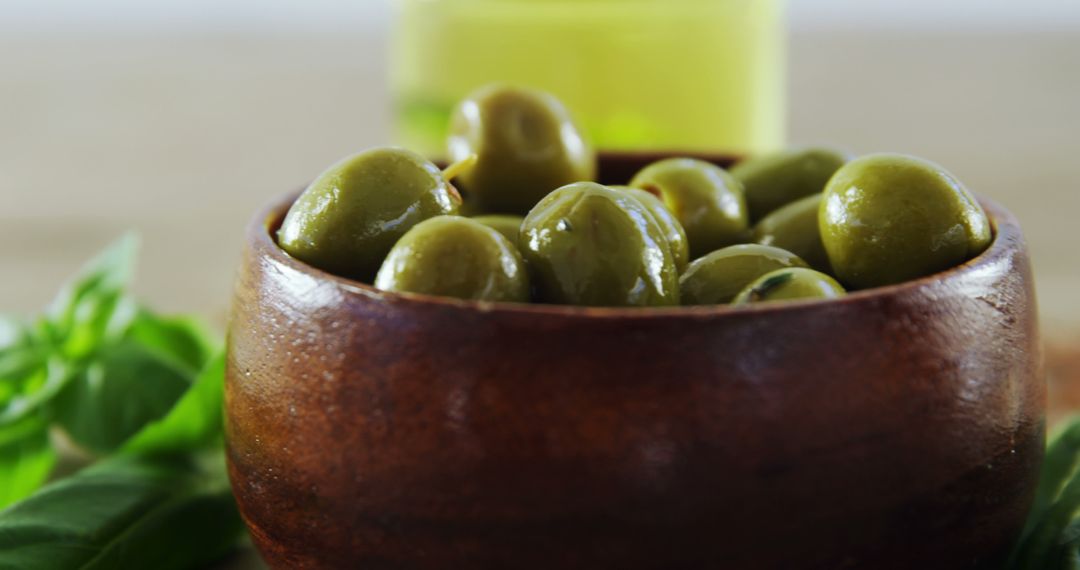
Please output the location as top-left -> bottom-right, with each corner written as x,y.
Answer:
392,0 -> 786,158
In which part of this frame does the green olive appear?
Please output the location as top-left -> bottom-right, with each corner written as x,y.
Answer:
629,158 -> 748,258
679,244 -> 807,306
471,215 -> 524,249
733,267 -> 846,305
374,216 -> 529,302
448,84 -> 596,215
753,194 -> 831,273
521,182 -> 679,307
456,196 -> 483,217
820,153 -> 992,289
277,147 -> 461,282
730,147 -> 851,222
611,186 -> 690,271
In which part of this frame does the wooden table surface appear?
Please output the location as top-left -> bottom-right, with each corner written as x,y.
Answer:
2,30 -> 1078,568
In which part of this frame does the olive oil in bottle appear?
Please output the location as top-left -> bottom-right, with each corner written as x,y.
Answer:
392,0 -> 786,157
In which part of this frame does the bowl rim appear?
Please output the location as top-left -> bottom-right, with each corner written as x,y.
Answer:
248,189 -> 1021,320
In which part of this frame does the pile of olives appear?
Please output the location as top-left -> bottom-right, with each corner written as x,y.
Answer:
277,85 -> 992,308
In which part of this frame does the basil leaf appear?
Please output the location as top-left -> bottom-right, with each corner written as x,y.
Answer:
0,454 -> 242,569
0,415 -> 56,509
0,358 -> 71,428
0,316 -> 43,407
126,310 -> 215,376
1006,418 -> 1080,569
1010,451 -> 1080,569
123,353 -> 225,457
53,341 -> 192,454
0,316 -> 34,370
1053,518 -> 1080,569
1031,421 -> 1080,531
0,235 -> 244,568
0,350 -> 41,400
2,236 -> 142,430
45,235 -> 138,361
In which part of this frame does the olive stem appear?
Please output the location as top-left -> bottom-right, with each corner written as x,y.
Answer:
442,154 -> 479,183
748,272 -> 793,303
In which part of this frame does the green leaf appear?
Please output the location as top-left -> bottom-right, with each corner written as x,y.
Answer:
0,235 -> 243,568
1052,518 -> 1080,569
123,353 -> 226,457
1010,447 -> 1080,569
1032,421 -> 1080,529
1,236 -> 143,428
1006,418 -> 1080,569
125,310 -> 216,376
78,484 -> 242,570
0,316 -> 44,407
0,415 -> 56,509
52,341 -> 193,454
0,454 -> 243,570
0,316 -> 33,366
46,234 -> 139,361
0,346 -> 40,393
0,358 -> 71,428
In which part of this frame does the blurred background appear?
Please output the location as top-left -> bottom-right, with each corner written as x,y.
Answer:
2,0 -> 1077,341
1,2 -> 1077,565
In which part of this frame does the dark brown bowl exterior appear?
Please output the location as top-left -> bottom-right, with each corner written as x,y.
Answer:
225,159 -> 1043,569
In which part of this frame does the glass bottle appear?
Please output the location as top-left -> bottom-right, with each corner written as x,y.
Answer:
391,0 -> 786,158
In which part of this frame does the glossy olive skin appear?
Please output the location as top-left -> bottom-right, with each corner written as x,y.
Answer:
277,148 -> 461,282
374,216 -> 529,302
471,215 -> 524,249
734,267 -> 846,305
730,147 -> 851,222
629,158 -> 748,259
754,194 -> 831,272
612,186 -> 690,271
521,182 -> 679,307
821,154 -> 992,289
448,85 -> 596,215
679,244 -> 807,306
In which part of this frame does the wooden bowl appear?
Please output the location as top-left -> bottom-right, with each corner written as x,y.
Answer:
225,154 -> 1044,569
